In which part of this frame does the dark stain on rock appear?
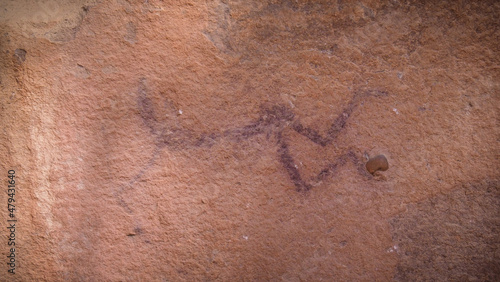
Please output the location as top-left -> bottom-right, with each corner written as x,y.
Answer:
14,49 -> 26,64
390,180 -> 500,281
136,80 -> 387,190
277,131 -> 311,192
117,79 -> 389,211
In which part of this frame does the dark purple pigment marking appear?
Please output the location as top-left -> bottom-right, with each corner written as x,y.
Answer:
116,79 -> 387,212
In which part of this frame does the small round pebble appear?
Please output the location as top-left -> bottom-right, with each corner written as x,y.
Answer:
366,155 -> 389,174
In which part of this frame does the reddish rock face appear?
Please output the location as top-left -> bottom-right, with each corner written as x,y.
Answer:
1,0 -> 499,280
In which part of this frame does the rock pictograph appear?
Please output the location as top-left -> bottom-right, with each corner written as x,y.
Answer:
0,0 -> 498,280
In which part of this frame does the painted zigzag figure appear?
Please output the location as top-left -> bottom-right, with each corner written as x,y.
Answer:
115,78 -> 387,213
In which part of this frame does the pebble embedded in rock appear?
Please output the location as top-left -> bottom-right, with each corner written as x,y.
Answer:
366,155 -> 389,174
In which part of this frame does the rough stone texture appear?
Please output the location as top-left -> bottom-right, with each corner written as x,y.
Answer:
0,0 -> 498,281
390,179 -> 500,281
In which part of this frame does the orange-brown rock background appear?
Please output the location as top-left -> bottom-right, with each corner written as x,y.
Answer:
0,0 -> 499,280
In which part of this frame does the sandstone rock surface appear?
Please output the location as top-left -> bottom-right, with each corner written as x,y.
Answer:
0,0 -> 499,280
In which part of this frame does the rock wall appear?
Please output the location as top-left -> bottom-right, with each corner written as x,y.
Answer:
0,0 -> 498,280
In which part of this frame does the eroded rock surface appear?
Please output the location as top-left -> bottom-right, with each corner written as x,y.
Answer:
390,180 -> 500,281
0,0 -> 498,280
